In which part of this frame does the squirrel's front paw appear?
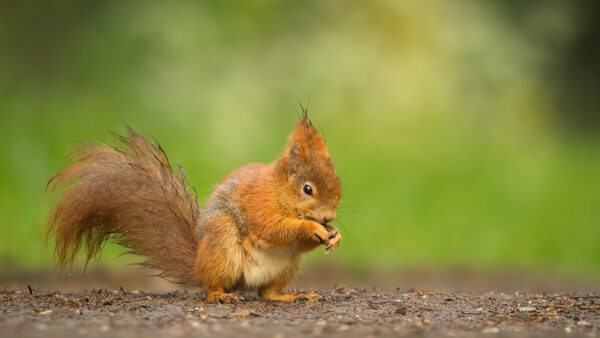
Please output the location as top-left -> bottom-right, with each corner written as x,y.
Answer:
309,222 -> 330,246
324,224 -> 342,254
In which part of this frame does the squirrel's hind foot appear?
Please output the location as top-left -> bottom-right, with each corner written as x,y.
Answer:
260,291 -> 321,302
205,291 -> 243,304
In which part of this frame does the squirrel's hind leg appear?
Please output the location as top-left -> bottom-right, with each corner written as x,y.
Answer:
194,213 -> 244,303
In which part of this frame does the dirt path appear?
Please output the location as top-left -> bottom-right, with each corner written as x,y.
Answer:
1,288 -> 598,337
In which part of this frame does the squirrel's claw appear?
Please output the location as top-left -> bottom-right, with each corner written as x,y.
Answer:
205,291 -> 243,304
324,225 -> 342,254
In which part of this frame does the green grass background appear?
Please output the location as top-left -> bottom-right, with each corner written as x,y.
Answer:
1,1 -> 599,276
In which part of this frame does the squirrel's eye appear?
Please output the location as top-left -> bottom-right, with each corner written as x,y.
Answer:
302,184 -> 313,196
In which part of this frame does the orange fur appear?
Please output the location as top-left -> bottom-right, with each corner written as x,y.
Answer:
46,113 -> 342,302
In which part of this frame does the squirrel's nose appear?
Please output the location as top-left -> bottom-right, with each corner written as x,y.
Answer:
322,212 -> 336,224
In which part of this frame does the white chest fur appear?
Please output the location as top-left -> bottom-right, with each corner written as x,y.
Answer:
243,247 -> 297,288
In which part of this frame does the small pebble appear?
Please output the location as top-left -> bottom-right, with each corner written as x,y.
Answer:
577,320 -> 591,327
481,327 -> 499,333
338,325 -> 351,331
518,307 -> 536,312
395,306 -> 407,315
190,321 -> 205,330
312,326 -> 324,335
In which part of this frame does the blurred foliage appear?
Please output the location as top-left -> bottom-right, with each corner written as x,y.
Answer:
0,1 -> 598,275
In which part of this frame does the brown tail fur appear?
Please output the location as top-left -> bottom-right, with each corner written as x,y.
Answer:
46,127 -> 199,285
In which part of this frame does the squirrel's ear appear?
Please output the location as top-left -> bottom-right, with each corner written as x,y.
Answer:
287,141 -> 302,178
290,117 -> 329,158
286,121 -> 310,161
307,131 -> 329,157
279,114 -> 331,178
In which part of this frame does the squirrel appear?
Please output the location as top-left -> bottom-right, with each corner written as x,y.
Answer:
46,112 -> 342,303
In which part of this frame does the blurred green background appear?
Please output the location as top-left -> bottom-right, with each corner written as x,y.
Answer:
1,1 -> 599,277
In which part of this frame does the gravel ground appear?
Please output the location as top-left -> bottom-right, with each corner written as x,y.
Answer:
1,287 -> 599,337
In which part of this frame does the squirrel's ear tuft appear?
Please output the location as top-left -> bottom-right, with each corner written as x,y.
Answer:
299,103 -> 309,122
279,111 -> 331,178
287,112 -> 329,159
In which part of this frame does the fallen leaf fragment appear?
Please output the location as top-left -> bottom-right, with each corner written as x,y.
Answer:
331,285 -> 346,295
546,304 -> 572,309
580,305 -> 600,310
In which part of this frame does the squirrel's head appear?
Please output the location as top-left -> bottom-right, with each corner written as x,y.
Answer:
276,112 -> 341,225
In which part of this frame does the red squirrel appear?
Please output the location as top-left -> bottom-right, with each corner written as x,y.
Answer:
46,112 -> 342,303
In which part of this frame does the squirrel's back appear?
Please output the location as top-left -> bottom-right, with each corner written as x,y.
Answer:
196,163 -> 268,237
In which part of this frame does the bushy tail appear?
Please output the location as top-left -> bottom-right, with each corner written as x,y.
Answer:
46,128 -> 199,285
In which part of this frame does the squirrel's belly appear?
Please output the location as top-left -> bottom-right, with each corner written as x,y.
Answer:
243,247 -> 297,288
